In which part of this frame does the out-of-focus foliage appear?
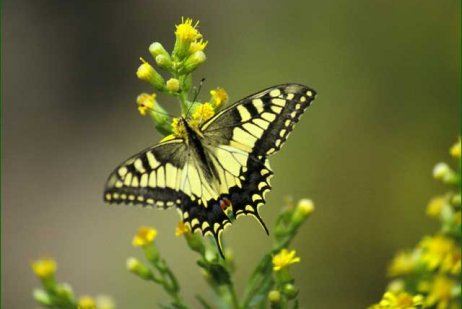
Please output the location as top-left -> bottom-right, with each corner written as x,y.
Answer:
370,138 -> 461,309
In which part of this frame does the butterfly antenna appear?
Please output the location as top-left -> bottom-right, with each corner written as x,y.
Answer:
185,78 -> 206,119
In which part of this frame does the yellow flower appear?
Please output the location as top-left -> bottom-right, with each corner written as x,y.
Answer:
371,291 -> 424,309
136,58 -> 156,81
190,103 -> 215,127
272,249 -> 301,271
175,17 -> 202,42
172,117 -> 187,138
210,87 -> 229,108
132,226 -> 158,247
388,251 -> 416,277
136,93 -> 156,116
31,258 -> 57,278
426,196 -> 446,218
419,235 -> 457,271
425,276 -> 457,309
175,221 -> 190,236
78,296 -> 96,309
449,137 -> 460,158
189,39 -> 208,54
136,58 -> 164,89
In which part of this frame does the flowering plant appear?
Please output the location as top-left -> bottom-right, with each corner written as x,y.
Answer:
31,18 -> 315,309
370,138 -> 461,309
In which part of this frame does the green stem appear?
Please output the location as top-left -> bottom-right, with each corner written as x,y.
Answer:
226,281 -> 240,309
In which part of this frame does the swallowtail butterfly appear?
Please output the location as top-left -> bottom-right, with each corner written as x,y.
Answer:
104,83 -> 316,256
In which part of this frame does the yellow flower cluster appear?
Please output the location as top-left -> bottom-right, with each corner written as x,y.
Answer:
175,221 -> 190,237
175,17 -> 202,42
190,103 -> 215,128
210,88 -> 229,109
31,258 -> 57,279
136,93 -> 156,116
370,291 -> 423,309
189,39 -> 208,54
78,296 -> 96,309
418,235 -> 460,274
449,137 -> 460,158
272,249 -> 300,271
132,226 -> 158,247
371,138 -> 461,309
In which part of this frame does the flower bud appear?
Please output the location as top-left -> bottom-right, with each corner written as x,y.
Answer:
78,296 -> 96,309
450,137 -> 461,158
149,42 -> 170,59
291,199 -> 314,226
31,258 -> 57,279
433,162 -> 459,184
33,289 -> 53,306
283,283 -> 298,299
136,59 -> 165,90
56,283 -> 75,301
155,55 -> 173,71
182,51 -> 206,73
433,163 -> 451,179
126,257 -> 154,280
166,78 -> 180,93
268,290 -> 281,303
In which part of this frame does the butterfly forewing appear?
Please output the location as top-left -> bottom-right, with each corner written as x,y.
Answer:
201,84 -> 316,229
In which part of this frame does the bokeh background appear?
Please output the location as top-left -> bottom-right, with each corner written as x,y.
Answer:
2,1 -> 460,308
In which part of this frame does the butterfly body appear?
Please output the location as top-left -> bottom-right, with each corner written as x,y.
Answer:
104,84 -> 317,256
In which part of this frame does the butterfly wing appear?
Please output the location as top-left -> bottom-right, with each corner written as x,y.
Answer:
104,138 -> 232,254
201,83 -> 316,228
104,139 -> 189,208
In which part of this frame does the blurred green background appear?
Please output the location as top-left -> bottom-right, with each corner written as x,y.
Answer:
2,0 -> 460,308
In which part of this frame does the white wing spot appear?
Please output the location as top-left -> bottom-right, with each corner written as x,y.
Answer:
237,106 -> 252,121
271,105 -> 283,113
134,159 -> 145,173
147,152 -> 159,169
270,89 -> 281,97
261,112 -> 276,122
272,98 -> 286,107
118,167 -> 128,177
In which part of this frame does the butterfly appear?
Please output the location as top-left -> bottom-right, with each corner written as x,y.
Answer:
104,83 -> 316,256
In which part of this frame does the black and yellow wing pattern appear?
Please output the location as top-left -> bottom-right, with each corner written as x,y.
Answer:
104,83 -> 316,256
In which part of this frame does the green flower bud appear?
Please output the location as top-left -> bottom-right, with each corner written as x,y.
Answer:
291,198 -> 314,226
182,51 -> 206,73
55,283 -> 75,301
126,257 -> 153,280
166,78 -> 180,93
185,233 -> 206,255
136,59 -> 165,90
283,283 -> 298,299
33,289 -> 53,306
268,290 -> 281,303
155,55 -> 173,71
149,42 -> 170,59
433,162 -> 459,184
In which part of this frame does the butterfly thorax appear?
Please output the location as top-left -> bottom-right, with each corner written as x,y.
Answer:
180,117 -> 221,186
